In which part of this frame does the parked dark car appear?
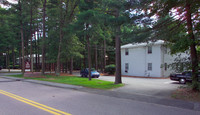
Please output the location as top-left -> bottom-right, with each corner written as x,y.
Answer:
80,68 -> 100,78
170,71 -> 200,84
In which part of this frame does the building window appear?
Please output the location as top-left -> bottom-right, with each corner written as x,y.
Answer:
125,48 -> 129,55
125,63 -> 129,72
148,63 -> 152,71
164,63 -> 167,71
148,46 -> 152,54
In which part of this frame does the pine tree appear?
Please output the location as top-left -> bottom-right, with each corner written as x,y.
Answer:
140,0 -> 200,90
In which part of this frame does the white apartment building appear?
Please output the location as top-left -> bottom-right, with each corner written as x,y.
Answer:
121,40 -> 189,77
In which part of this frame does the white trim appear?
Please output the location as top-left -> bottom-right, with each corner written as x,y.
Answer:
121,40 -> 165,49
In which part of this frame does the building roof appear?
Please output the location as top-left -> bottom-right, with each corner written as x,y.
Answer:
121,40 -> 165,49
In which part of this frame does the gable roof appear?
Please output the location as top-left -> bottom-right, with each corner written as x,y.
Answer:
121,40 -> 165,49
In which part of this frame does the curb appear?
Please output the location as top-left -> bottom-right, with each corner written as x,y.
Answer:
0,76 -> 83,90
25,79 -> 83,90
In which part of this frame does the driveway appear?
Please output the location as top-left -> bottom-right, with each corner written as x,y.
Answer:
73,72 -> 182,98
99,76 -> 182,98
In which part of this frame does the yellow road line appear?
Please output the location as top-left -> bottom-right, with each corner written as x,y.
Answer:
0,90 -> 71,115
0,91 -> 61,115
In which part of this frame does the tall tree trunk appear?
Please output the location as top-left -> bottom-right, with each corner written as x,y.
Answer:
7,49 -> 10,72
19,0 -> 25,75
84,50 -> 86,68
114,9 -> 122,84
37,26 -> 40,71
70,57 -> 73,74
56,0 -> 66,76
65,59 -> 68,73
6,51 -> 8,69
100,46 -> 103,72
185,0 -> 199,91
35,32 -> 38,71
19,44 -> 21,69
53,63 -> 55,72
42,0 -> 46,75
12,47 -> 15,69
62,63 -> 64,73
95,44 -> 98,70
80,57 -> 82,70
86,27 -> 92,80
30,0 -> 33,73
6,50 -> 8,69
56,27 -> 63,76
115,31 -> 122,84
103,39 -> 106,72
24,31 -> 26,56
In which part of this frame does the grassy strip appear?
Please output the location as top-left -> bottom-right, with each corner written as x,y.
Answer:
8,74 -> 24,78
8,74 -> 124,90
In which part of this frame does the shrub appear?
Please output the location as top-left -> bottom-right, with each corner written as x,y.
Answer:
105,64 -> 115,75
9,65 -> 20,69
14,65 -> 20,69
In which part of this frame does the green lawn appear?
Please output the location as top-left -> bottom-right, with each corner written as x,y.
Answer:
8,74 -> 124,90
9,74 -> 24,78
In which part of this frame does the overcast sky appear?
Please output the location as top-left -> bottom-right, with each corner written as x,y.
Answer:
7,0 -> 18,4
0,0 -> 18,8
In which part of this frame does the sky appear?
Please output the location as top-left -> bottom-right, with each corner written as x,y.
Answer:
6,0 -> 17,4
0,0 -> 18,8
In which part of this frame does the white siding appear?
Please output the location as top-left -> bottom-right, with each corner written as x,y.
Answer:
121,45 -> 162,77
145,45 -> 162,77
121,47 -> 146,76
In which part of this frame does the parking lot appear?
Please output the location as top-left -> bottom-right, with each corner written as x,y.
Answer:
98,75 -> 182,98
73,71 -> 183,98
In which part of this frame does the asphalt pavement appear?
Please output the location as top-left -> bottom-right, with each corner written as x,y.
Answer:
0,93 -> 51,115
99,76 -> 182,98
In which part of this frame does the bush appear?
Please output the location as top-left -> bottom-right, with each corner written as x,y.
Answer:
9,65 -> 20,69
14,65 -> 20,69
190,81 -> 200,91
105,64 -> 115,75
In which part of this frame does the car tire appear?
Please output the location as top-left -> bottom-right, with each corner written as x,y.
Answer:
179,78 -> 186,84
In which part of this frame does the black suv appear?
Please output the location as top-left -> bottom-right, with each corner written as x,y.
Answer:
170,71 -> 200,84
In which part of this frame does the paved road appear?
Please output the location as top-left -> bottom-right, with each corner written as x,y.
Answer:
0,73 -> 199,115
0,92 -> 50,115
